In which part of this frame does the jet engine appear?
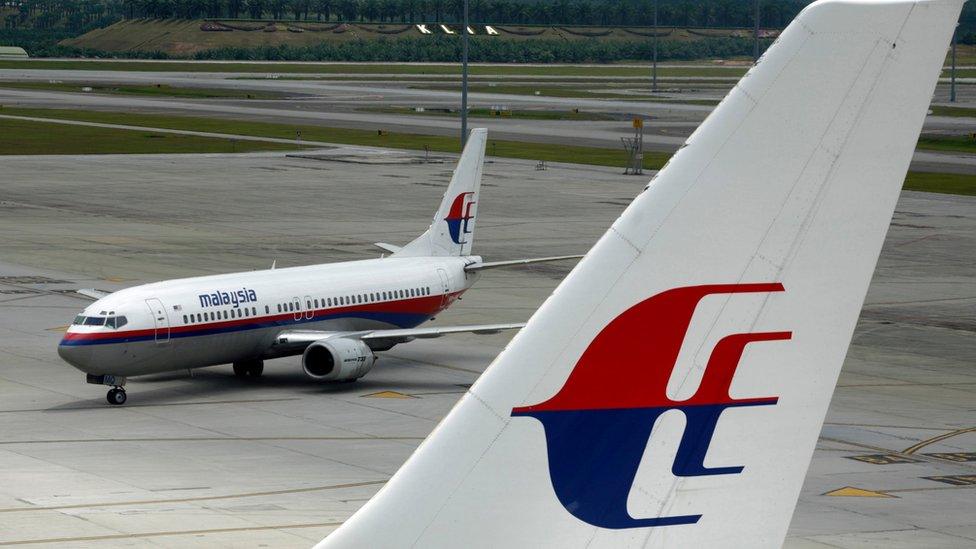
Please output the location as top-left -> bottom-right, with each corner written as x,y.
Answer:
302,337 -> 376,382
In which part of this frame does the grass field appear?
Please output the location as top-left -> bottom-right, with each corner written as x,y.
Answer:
2,106 -> 973,196
0,81 -> 283,99
928,105 -> 976,118
904,171 -> 976,196
0,116 -> 304,155
917,135 -> 976,154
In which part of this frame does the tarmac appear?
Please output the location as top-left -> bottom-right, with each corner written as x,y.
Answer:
0,150 -> 973,547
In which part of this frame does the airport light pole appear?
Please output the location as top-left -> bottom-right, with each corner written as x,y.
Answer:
652,0 -> 658,93
461,0 -> 470,147
753,0 -> 761,63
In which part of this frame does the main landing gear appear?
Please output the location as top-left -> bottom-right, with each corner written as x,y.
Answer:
233,359 -> 264,379
87,374 -> 128,406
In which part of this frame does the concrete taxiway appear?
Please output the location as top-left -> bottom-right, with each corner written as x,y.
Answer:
0,150 -> 973,547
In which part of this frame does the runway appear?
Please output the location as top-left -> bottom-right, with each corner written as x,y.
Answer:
0,151 -> 973,547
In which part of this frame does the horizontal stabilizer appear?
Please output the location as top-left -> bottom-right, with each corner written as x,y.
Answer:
464,255 -> 584,272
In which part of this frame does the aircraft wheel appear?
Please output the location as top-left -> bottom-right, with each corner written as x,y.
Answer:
233,360 -> 264,378
106,388 -> 127,406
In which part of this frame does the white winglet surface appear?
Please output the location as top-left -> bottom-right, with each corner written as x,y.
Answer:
319,1 -> 962,547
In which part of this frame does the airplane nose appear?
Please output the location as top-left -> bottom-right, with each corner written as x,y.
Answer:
58,341 -> 94,372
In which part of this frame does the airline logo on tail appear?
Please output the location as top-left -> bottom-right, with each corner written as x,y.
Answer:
444,192 -> 476,244
512,283 -> 791,529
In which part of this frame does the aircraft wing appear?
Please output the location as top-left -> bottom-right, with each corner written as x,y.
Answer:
75,288 -> 112,300
373,242 -> 402,254
273,322 -> 525,352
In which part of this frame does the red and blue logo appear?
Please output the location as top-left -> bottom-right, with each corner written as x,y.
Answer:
444,192 -> 476,245
512,283 -> 790,529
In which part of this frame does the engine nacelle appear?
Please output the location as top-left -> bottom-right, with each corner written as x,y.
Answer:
302,337 -> 376,382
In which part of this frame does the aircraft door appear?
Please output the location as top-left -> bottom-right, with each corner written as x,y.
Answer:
292,296 -> 302,322
145,298 -> 170,344
304,295 -> 314,320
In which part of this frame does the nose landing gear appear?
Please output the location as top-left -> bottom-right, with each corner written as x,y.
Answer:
86,374 -> 128,406
106,387 -> 127,405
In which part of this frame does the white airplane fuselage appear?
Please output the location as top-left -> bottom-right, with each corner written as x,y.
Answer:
58,256 -> 479,377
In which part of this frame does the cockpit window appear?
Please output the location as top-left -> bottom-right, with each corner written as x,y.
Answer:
83,316 -> 105,326
73,315 -> 86,325
106,316 -> 128,329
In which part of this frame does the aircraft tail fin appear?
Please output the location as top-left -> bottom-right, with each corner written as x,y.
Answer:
394,129 -> 487,257
320,1 -> 962,547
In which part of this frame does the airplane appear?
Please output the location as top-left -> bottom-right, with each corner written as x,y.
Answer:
57,128 -> 581,405
315,1 -> 962,547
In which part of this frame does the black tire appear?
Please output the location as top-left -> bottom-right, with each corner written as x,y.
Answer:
247,361 -> 264,377
106,388 -> 127,405
233,362 -> 248,378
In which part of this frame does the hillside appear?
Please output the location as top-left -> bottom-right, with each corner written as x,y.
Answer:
63,19 -> 773,58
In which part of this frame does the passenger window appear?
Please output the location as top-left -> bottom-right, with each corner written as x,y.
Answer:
327,298 -> 332,306
276,304 -> 281,313
244,308 -> 249,317
314,299 -> 319,308
307,300 -> 312,309
265,305 -> 269,314
182,315 -> 187,324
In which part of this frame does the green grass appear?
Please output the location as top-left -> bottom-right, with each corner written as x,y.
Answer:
904,171 -> 976,196
928,105 -> 976,118
0,59 -> 746,78
0,116 -> 306,155
916,135 -> 976,154
360,106 -> 618,121
0,80 -> 283,99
